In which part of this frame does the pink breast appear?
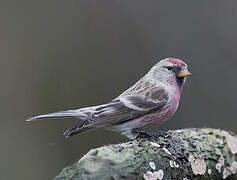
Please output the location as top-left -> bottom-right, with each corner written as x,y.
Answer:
113,89 -> 181,131
150,89 -> 181,125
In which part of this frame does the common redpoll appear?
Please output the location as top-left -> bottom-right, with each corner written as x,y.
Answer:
26,58 -> 191,139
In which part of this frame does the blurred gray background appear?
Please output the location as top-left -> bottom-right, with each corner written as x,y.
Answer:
1,0 -> 237,179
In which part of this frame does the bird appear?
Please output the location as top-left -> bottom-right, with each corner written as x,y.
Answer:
26,57 -> 191,139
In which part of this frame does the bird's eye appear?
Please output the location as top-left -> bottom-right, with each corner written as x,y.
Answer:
165,66 -> 173,71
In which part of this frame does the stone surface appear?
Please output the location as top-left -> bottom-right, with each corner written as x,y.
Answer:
54,128 -> 237,180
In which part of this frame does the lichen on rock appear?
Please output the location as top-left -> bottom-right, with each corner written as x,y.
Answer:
188,154 -> 206,175
222,130 -> 237,154
55,128 -> 237,180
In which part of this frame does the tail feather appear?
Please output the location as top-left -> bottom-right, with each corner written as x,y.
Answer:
26,110 -> 88,121
63,121 -> 92,138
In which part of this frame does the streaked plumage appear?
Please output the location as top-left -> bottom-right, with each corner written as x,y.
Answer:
26,57 -> 191,139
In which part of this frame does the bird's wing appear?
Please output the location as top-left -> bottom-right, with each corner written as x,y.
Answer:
81,87 -> 169,128
63,87 -> 169,137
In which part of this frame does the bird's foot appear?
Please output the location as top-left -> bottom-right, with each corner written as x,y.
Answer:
134,130 -> 169,139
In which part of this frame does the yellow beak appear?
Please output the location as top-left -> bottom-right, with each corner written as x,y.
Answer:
178,70 -> 192,78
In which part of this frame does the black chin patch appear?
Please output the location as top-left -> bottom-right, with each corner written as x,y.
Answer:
176,77 -> 184,84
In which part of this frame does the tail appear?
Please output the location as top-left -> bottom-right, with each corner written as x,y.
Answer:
26,100 -> 128,137
26,108 -> 94,137
26,109 -> 88,122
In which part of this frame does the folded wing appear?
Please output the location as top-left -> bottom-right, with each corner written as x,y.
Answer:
64,87 -> 169,137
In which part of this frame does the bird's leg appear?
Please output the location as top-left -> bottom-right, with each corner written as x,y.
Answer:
133,130 -> 169,139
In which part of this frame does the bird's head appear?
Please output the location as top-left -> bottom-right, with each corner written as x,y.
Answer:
147,57 -> 191,89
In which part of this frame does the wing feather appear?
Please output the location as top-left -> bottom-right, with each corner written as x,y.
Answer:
83,87 -> 169,128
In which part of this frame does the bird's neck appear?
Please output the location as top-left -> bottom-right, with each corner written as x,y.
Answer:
166,76 -> 185,92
